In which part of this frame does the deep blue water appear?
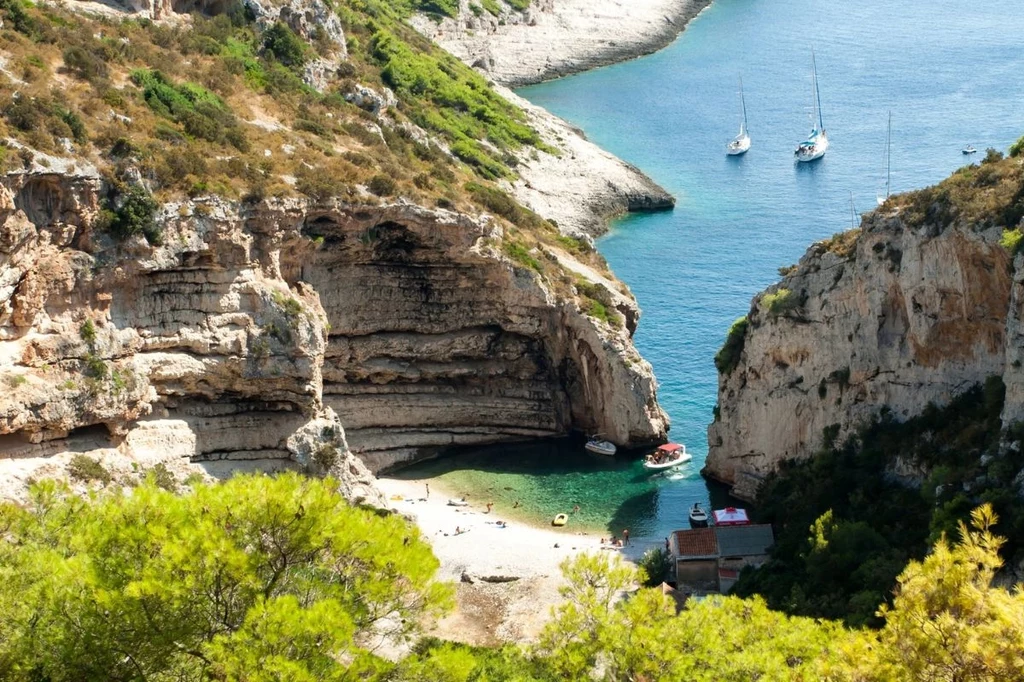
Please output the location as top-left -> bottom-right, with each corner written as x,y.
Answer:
393,0 -> 1024,548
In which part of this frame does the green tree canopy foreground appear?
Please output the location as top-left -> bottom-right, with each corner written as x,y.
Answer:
0,473 -> 1020,681
0,473 -> 451,681
526,504 -> 1024,682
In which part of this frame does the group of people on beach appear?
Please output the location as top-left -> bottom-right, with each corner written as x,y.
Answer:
600,529 -> 630,548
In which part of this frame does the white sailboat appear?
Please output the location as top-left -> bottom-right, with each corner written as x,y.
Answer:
727,76 -> 751,156
877,111 -> 891,206
794,51 -> 828,162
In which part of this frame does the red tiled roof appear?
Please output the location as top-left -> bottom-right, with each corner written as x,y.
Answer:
673,528 -> 718,557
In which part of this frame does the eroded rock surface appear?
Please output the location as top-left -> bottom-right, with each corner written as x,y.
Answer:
706,209 -> 1017,501
0,171 -> 665,500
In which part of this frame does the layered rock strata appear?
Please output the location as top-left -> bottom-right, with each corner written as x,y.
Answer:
706,209 -> 1018,501
0,169 -> 665,498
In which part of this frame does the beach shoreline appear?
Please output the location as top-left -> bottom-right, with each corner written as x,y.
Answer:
378,476 -> 651,581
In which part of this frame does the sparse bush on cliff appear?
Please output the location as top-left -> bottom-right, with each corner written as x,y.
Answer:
1011,135 -> 1024,158
714,316 -> 748,375
67,454 -> 113,484
262,21 -> 308,68
762,288 -> 799,317
1000,227 -> 1023,256
100,185 -> 161,246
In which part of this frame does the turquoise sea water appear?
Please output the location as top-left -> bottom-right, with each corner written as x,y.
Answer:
392,0 -> 1024,545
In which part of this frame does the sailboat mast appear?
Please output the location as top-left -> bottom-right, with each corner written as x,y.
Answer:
850,192 -> 857,229
739,76 -> 748,133
885,111 -> 891,199
812,50 -> 824,131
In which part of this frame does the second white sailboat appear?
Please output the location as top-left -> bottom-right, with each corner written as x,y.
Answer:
795,51 -> 828,162
727,76 -> 751,156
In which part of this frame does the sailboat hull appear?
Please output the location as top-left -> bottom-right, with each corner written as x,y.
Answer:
727,135 -> 751,155
795,132 -> 829,162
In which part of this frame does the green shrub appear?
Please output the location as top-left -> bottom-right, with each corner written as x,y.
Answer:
1010,135 -> 1024,158
131,69 -> 247,150
762,288 -> 799,317
368,174 -> 397,196
638,548 -> 672,587
62,45 -> 109,82
714,316 -> 749,375
102,185 -> 161,245
263,22 -> 308,68
480,0 -> 501,15
502,240 -> 542,273
67,454 -> 113,485
148,463 -> 177,491
1000,227 -> 1023,256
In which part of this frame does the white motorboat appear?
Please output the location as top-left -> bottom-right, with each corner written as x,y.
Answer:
642,443 -> 692,470
962,145 -> 977,154
795,50 -> 828,163
727,76 -> 751,156
877,111 -> 891,206
688,502 -> 709,528
585,437 -> 616,456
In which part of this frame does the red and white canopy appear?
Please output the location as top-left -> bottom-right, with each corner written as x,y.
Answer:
657,443 -> 684,454
713,507 -> 750,526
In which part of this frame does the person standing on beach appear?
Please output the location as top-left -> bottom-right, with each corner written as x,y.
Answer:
622,529 -> 630,546
425,483 -> 430,499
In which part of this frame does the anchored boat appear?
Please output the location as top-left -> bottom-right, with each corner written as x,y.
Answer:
795,50 -> 829,162
585,436 -> 616,456
643,443 -> 692,471
727,76 -> 751,156
688,502 -> 709,528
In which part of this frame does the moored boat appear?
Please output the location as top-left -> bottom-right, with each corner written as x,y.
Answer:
643,443 -> 692,470
689,502 -> 709,528
552,513 -> 568,527
795,50 -> 828,163
962,144 -> 977,154
727,76 -> 751,156
585,436 -> 616,456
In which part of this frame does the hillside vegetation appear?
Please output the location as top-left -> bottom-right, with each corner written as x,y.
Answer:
0,474 -> 1020,680
0,0 -> 618,319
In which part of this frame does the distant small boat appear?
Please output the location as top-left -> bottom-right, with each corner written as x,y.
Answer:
727,76 -> 751,156
585,436 -> 616,456
795,50 -> 829,163
689,502 -> 709,528
962,145 -> 977,154
643,443 -> 692,470
552,513 -> 568,527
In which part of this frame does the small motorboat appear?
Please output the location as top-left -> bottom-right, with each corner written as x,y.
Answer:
962,145 -> 977,154
689,502 -> 709,528
447,498 -> 469,507
642,443 -> 692,470
585,436 -> 616,456
712,506 -> 751,526
552,513 -> 568,527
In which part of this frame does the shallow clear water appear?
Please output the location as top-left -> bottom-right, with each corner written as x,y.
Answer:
393,0 -> 1024,544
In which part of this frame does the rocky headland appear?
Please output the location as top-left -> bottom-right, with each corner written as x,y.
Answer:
706,155 -> 1024,501
0,0 -> 702,501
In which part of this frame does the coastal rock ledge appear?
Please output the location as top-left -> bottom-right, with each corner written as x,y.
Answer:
0,170 -> 666,500
705,197 -> 1024,502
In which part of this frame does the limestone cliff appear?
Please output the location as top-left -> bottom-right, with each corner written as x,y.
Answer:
0,167 -> 665,499
706,156 -> 1024,501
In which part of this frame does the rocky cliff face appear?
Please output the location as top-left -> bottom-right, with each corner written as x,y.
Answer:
706,193 -> 1022,501
0,167 -> 665,499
